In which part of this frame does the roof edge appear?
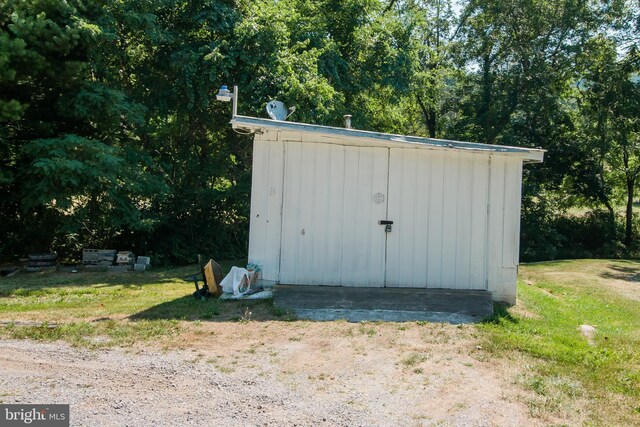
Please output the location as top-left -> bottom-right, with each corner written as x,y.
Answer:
231,115 -> 545,163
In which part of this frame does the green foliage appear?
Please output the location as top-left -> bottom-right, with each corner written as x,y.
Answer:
521,208 -> 632,261
573,35 -> 640,243
0,0 -> 639,262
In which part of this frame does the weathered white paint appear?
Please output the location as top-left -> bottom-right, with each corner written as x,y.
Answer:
247,137 -> 284,282
279,142 -> 388,286
385,149 -> 490,290
243,117 -> 542,303
485,156 -> 523,304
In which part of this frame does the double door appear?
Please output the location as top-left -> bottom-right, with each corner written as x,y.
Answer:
279,142 -> 489,290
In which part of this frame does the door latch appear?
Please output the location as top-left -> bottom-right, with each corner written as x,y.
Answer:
379,220 -> 393,232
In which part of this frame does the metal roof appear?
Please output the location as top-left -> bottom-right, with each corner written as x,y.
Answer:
231,115 -> 545,163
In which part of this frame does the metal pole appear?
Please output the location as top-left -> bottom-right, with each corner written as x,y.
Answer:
232,85 -> 238,118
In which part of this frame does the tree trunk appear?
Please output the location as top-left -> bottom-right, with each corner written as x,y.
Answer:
416,95 -> 437,138
480,52 -> 493,143
625,177 -> 634,245
603,199 -> 615,221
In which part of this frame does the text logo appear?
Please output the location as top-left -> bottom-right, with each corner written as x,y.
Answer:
1,405 -> 69,427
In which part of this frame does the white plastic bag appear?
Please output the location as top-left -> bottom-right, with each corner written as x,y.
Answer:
220,266 -> 250,296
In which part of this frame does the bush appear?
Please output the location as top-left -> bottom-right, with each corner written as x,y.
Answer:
521,209 -> 639,262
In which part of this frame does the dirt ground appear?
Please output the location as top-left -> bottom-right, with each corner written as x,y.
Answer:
0,321 -> 541,426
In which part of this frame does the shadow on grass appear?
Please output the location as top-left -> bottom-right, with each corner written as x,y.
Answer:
480,302 -> 518,325
520,259 -> 578,267
0,259 -> 247,297
129,295 -> 297,322
599,261 -> 640,283
0,265 -> 200,297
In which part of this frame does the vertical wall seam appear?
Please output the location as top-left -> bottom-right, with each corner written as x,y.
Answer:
425,151 -> 431,288
277,141 -> 287,283
467,154 -> 473,288
440,153 -> 445,286
263,141 -> 270,277
501,159 -> 507,272
484,155 -> 492,291
416,150 -> 422,287
322,146 -> 331,285
309,143 -> 317,283
453,153 -> 458,288
384,148 -> 391,287
338,146 -> 346,284
294,143 -> 303,283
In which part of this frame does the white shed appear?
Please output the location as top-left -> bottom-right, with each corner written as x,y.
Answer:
233,116 -> 544,304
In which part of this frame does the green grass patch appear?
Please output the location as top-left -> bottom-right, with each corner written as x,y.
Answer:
0,259 -> 296,323
0,264 -> 208,320
400,352 -> 430,367
1,319 -> 180,348
480,259 -> 640,425
0,260 -> 281,322
0,259 -> 294,347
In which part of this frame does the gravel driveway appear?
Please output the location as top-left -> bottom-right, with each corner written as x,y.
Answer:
0,322 -> 539,426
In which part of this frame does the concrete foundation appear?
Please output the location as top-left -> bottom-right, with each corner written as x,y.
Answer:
273,285 -> 494,323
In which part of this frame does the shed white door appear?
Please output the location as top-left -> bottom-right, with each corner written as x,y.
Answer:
279,142 -> 389,286
278,143 -> 490,290
385,149 -> 490,290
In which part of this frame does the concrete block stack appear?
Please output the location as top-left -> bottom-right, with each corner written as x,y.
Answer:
134,256 -> 151,271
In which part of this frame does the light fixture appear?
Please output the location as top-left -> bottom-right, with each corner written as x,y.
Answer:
343,114 -> 352,129
216,84 -> 238,117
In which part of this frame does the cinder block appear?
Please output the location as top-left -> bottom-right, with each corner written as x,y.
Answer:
136,256 -> 151,265
134,263 -> 149,271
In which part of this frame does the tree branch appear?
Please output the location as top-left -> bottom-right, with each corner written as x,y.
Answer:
383,0 -> 397,13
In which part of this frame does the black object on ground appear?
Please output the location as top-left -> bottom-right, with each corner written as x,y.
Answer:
184,255 -> 223,299
1,267 -> 19,277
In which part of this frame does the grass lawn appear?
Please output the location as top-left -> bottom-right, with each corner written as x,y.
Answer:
0,259 -> 292,347
0,259 -> 639,425
480,259 -> 640,425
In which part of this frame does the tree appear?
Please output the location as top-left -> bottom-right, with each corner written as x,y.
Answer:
0,0 -> 164,257
2,0 -> 639,263
577,36 -> 640,244
400,0 -> 460,138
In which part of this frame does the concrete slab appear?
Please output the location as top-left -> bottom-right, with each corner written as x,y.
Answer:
219,290 -> 273,300
273,285 -> 494,323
